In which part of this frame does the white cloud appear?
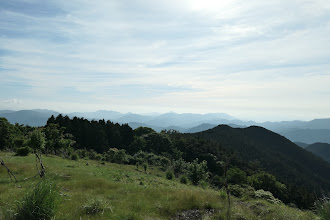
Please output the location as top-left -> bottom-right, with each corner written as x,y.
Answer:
3,99 -> 23,105
0,0 -> 330,120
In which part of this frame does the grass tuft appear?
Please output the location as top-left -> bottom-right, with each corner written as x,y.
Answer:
15,180 -> 59,220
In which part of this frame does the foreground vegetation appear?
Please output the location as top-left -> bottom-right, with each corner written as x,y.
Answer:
0,152 -> 321,220
1,115 -> 330,219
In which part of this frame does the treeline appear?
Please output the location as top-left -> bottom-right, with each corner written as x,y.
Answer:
0,116 -> 319,209
47,114 -> 134,153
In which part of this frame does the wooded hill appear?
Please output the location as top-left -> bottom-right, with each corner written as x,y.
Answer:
194,125 -> 330,192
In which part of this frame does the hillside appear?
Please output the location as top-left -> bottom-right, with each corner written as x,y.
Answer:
306,143 -> 330,162
194,125 -> 330,193
0,152 -> 318,220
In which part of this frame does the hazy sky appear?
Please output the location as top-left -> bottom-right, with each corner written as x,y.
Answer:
1,0 -> 330,121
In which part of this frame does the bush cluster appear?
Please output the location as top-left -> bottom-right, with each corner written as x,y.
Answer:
254,189 -> 282,204
15,146 -> 31,156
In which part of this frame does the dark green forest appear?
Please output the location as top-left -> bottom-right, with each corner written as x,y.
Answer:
1,115 -> 330,210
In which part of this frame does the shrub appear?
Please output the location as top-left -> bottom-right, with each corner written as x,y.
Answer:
16,146 -> 30,156
210,175 -> 224,189
76,149 -> 89,158
227,167 -> 246,185
173,158 -> 188,178
228,185 -> 245,197
71,153 -> 79,161
106,148 -> 127,163
227,184 -> 255,199
248,172 -> 287,202
180,175 -> 188,184
88,150 -> 98,160
166,170 -> 174,180
15,180 -> 59,220
187,159 -> 208,185
315,197 -> 330,220
254,189 -> 282,204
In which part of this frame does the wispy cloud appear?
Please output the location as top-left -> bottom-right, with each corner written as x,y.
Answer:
0,0 -> 330,121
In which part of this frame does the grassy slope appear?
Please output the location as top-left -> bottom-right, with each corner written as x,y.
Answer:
0,152 -> 317,220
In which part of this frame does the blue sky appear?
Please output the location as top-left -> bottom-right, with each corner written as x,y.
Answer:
1,0 -> 330,121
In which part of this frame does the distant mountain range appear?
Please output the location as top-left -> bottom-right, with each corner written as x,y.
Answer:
279,129 -> 330,144
0,109 -> 60,127
1,109 -> 330,144
0,109 -> 237,129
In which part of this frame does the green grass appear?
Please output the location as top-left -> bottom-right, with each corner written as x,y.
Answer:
0,152 -> 319,220
15,180 -> 59,220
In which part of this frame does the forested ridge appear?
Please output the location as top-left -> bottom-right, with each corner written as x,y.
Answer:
194,125 -> 330,191
1,115 -> 330,210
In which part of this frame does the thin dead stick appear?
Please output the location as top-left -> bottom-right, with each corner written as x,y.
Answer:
223,158 -> 231,220
35,153 -> 46,177
23,173 -> 39,181
35,153 -> 41,176
0,157 -> 18,182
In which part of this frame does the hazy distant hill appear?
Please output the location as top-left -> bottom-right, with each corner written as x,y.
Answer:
184,122 -> 245,133
306,143 -> 330,162
0,110 -> 15,114
127,122 -> 163,132
117,113 -> 153,124
0,110 -> 60,126
67,110 -> 124,120
294,142 -> 309,148
194,125 -> 330,191
279,129 -> 330,144
142,112 -> 236,128
185,123 -> 217,133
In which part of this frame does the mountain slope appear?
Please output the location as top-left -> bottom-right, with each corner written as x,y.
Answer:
306,143 -> 330,162
194,125 -> 330,192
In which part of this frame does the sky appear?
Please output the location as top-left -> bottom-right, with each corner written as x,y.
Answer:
1,0 -> 330,122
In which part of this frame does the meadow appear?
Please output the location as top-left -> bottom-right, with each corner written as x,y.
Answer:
0,152 -> 318,220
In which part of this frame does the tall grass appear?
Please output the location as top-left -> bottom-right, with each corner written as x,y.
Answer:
315,197 -> 330,220
15,180 -> 59,220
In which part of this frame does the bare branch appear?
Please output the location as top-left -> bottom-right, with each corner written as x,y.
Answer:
0,157 -> 18,182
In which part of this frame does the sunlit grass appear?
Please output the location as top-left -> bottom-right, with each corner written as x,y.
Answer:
0,152 -> 319,220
